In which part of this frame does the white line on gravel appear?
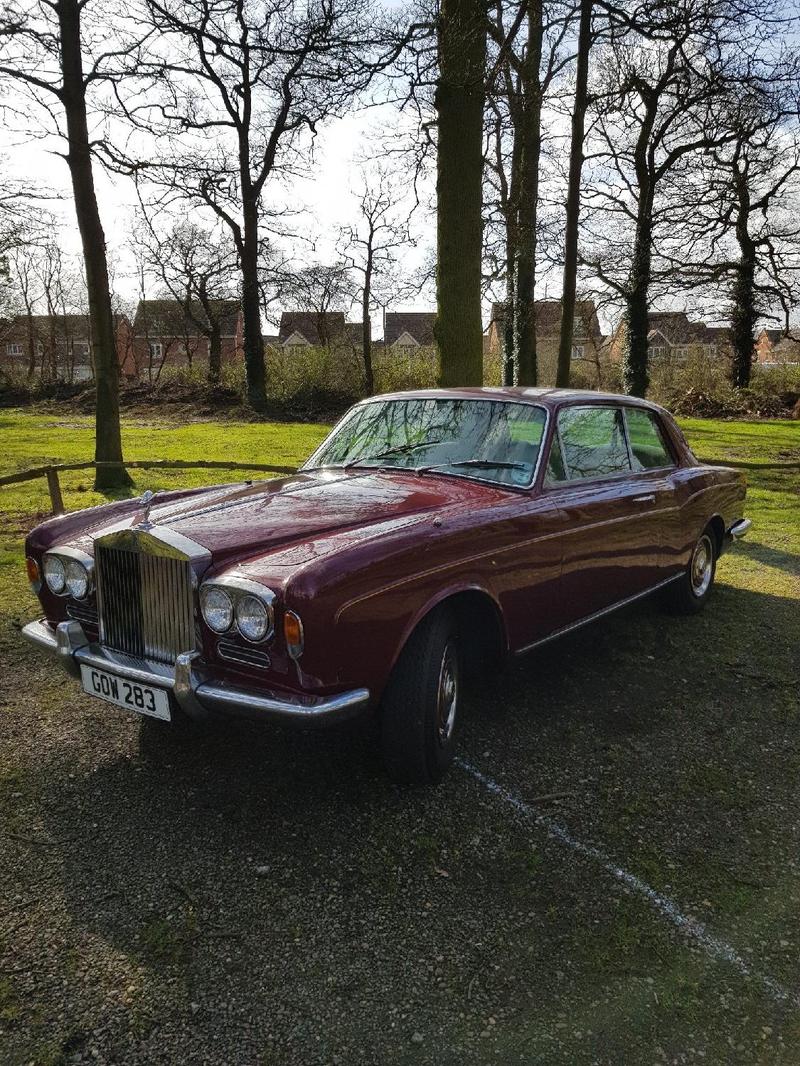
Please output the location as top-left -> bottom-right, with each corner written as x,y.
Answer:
457,758 -> 797,1007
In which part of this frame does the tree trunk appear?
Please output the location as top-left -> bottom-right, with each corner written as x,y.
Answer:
556,0 -> 592,388
622,125 -> 654,398
502,119 -> 521,386
25,310 -> 36,379
435,0 -> 486,386
730,171 -> 755,389
514,1 -> 543,387
57,0 -> 129,490
240,192 -> 267,411
361,267 -> 374,395
622,223 -> 651,398
208,325 -> 222,385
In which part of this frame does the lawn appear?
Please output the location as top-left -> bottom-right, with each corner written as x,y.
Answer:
0,408 -> 798,1065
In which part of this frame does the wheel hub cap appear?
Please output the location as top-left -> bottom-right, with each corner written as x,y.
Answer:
691,536 -> 713,597
436,643 -> 458,746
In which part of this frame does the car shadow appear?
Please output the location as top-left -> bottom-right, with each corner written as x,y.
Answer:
26,578 -> 798,1061
733,538 -> 800,577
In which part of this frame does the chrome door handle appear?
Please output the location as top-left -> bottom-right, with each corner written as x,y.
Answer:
633,493 -> 656,504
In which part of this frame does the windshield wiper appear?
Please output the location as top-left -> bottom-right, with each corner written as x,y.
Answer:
343,441 -> 442,470
419,459 -> 527,473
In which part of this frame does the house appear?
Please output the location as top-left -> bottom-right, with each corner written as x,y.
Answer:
277,311 -> 362,351
754,328 -> 800,366
130,299 -> 243,379
485,299 -> 604,385
608,311 -> 731,366
383,312 -> 437,352
0,313 -> 131,382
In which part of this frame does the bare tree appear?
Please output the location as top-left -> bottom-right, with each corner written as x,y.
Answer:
435,0 -> 486,385
578,0 -> 783,396
0,0 -> 133,488
135,0 -> 382,412
339,170 -> 417,393
279,263 -> 353,348
555,0 -> 593,387
678,82 -> 800,387
485,0 -> 573,385
133,215 -> 240,385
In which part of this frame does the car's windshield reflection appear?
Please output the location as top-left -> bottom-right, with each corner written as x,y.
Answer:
303,398 -> 547,488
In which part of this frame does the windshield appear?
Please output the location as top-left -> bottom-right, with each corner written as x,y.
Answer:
303,398 -> 547,487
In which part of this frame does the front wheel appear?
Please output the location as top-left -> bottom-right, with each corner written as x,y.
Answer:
664,529 -> 717,614
380,608 -> 461,786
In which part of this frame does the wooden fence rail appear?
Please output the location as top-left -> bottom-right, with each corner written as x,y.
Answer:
0,459 -> 299,516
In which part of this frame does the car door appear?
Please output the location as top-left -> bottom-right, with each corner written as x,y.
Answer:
542,403 -> 663,624
622,405 -> 683,583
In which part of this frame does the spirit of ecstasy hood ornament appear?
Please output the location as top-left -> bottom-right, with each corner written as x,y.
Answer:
137,489 -> 155,530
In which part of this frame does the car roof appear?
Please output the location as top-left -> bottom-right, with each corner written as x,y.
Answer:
363,386 -> 665,413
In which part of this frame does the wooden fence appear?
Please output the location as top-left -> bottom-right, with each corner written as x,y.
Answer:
0,460 -> 299,516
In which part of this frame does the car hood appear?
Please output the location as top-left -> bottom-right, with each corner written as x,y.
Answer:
88,469 -> 510,565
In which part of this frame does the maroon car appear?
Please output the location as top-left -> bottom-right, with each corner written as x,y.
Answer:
22,388 -> 750,784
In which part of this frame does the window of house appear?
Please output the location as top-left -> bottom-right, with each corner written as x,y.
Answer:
674,346 -> 688,361
572,344 -> 585,360
554,406 -> 631,481
6,343 -> 23,356
650,345 -> 666,361
148,341 -> 163,360
624,407 -> 675,471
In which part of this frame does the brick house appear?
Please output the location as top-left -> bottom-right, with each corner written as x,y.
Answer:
485,299 -> 604,384
754,328 -> 800,366
277,311 -> 362,351
0,313 -> 131,382
608,311 -> 731,366
130,299 -> 243,380
383,312 -> 437,352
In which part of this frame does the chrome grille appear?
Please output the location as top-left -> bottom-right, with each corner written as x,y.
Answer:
95,541 -> 195,664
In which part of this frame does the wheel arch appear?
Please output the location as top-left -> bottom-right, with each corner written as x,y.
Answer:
381,585 -> 508,698
706,514 -> 725,557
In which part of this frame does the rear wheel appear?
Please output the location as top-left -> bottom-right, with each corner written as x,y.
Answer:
664,529 -> 717,614
380,608 -> 460,786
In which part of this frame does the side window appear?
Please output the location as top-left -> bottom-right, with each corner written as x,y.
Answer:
625,408 -> 675,471
557,406 -> 631,480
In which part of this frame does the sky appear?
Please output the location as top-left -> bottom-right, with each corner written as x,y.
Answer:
0,96 -> 438,338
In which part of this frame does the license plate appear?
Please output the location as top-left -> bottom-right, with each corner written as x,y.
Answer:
80,664 -> 171,721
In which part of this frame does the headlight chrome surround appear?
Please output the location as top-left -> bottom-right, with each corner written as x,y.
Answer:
200,585 -> 234,634
200,577 -> 275,643
235,594 -> 271,642
43,548 -> 94,600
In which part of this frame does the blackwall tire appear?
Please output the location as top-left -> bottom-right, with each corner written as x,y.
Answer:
380,608 -> 460,786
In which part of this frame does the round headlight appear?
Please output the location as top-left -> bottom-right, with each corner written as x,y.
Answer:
64,558 -> 89,599
200,586 -> 233,633
44,555 -> 66,594
236,594 -> 272,642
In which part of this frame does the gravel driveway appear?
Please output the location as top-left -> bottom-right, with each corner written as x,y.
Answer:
3,542 -> 800,1066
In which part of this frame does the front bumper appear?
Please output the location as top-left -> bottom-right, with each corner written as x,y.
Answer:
21,619 -> 370,727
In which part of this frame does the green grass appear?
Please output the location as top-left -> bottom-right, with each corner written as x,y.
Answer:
1,407 -> 798,1065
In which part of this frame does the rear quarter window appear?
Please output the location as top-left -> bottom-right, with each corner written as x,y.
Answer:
625,408 -> 675,470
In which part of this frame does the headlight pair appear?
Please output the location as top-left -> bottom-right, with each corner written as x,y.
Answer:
42,550 -> 93,600
200,579 -> 275,643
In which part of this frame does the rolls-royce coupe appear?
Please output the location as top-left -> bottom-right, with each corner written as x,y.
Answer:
22,388 -> 750,784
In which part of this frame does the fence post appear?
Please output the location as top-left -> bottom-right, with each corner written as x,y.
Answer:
45,467 -> 65,516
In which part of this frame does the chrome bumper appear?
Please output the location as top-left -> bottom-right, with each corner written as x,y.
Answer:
21,619 -> 370,726
723,517 -> 752,553
728,518 -> 752,539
